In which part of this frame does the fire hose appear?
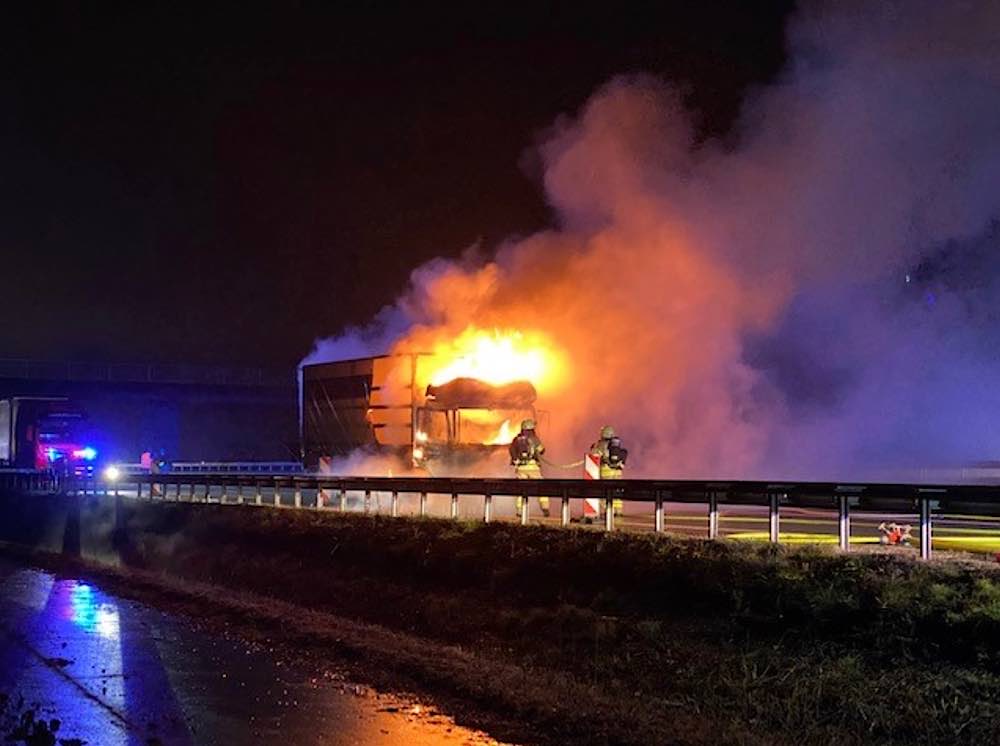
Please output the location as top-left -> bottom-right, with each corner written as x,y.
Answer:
540,456 -> 585,470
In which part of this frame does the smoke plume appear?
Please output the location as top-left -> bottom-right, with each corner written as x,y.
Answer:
306,0 -> 1000,480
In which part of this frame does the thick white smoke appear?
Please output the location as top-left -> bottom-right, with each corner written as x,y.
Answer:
305,0 -> 1000,480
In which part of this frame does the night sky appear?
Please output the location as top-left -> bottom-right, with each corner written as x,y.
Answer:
1,2 -> 792,367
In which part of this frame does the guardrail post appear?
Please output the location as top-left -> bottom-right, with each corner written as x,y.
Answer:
237,483 -> 244,505
604,490 -> 614,532
316,486 -> 324,510
364,490 -> 371,514
274,483 -> 282,508
560,489 -> 570,527
484,493 -> 493,523
294,483 -> 302,509
391,490 -> 399,517
419,491 -> 428,518
769,493 -> 781,543
520,492 -> 530,526
255,481 -> 262,506
708,492 -> 719,540
450,492 -> 459,519
654,491 -> 664,533
339,488 -> 347,512
920,495 -> 932,560
838,495 -> 850,552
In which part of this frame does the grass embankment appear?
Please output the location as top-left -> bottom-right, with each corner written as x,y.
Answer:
1,492 -> 999,745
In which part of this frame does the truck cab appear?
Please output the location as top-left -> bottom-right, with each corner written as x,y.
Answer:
412,378 -> 538,470
0,397 -> 98,475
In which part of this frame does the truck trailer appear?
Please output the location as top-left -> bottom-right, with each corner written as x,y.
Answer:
300,354 -> 539,472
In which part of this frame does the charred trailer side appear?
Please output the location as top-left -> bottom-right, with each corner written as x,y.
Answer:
299,355 -> 420,469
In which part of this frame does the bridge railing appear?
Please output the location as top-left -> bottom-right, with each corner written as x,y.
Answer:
0,358 -> 293,387
56,473 -> 1000,561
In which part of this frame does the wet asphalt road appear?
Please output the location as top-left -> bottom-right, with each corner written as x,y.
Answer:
0,558 -> 508,746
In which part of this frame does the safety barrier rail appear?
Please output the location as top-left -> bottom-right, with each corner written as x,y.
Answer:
166,461 -> 306,474
105,462 -> 305,476
0,469 -> 60,493
55,474 -> 1000,560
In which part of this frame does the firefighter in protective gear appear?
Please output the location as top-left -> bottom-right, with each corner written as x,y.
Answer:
509,419 -> 549,517
590,425 -> 628,516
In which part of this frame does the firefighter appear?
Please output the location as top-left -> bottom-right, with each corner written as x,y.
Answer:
590,425 -> 628,516
509,419 -> 549,517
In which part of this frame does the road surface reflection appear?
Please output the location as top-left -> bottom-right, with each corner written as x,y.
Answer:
0,558 -> 510,745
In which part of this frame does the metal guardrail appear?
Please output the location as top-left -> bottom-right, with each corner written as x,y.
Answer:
167,462 -> 306,474
56,474 -> 1000,561
110,462 -> 306,475
0,470 -> 59,494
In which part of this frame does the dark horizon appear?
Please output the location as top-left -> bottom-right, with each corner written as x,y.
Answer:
1,2 -> 792,367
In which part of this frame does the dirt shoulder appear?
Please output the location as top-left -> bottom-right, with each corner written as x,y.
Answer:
1,491 -> 999,745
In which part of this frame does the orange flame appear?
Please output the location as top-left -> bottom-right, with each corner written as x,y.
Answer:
415,327 -> 567,394
483,418 -> 513,445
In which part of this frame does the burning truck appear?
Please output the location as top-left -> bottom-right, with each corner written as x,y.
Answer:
300,350 -> 545,473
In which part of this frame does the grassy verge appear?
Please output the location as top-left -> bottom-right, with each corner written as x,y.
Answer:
1,491 -> 999,744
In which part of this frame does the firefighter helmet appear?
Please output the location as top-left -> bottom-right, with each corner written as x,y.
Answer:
600,425 -> 615,439
521,418 -> 536,431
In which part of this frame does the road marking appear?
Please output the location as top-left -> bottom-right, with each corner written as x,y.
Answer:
726,532 -> 880,544
726,531 -> 1000,552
